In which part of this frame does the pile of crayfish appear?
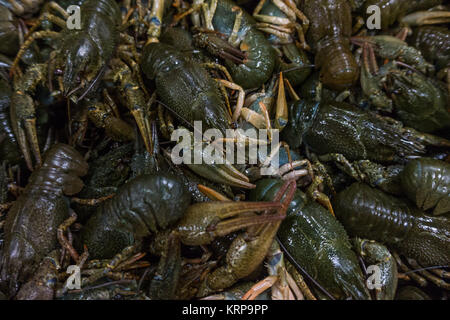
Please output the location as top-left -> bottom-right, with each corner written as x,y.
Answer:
0,0 -> 449,300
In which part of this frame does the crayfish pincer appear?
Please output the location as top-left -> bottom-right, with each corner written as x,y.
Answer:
333,182 -> 450,268
0,144 -> 88,296
80,173 -> 191,259
176,180 -> 296,296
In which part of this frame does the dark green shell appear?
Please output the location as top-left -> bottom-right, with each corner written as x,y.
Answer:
209,0 -> 276,89
1,144 -> 88,296
334,182 -> 450,267
400,158 -> 450,215
80,173 -> 191,259
282,100 -> 426,162
142,41 -> 231,135
250,179 -> 370,300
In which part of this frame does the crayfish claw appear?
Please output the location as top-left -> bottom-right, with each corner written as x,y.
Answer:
131,107 -> 154,155
401,10 -> 450,27
10,92 -> 41,171
193,32 -> 247,65
177,200 -> 284,246
188,162 -> 256,189
24,118 -> 42,166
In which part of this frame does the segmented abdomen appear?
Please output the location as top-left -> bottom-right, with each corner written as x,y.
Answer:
333,183 -> 415,244
79,0 -> 121,57
80,173 -> 190,259
400,158 -> 450,215
334,182 -> 450,266
210,0 -> 276,89
0,79 -> 21,163
410,26 -> 450,70
301,0 -> 358,90
0,144 -> 87,295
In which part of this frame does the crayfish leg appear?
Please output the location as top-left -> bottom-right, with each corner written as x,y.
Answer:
401,10 -> 450,27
